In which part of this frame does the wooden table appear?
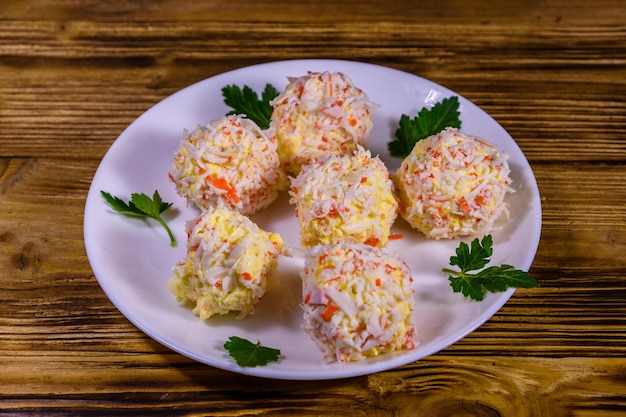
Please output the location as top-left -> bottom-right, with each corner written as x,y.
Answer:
2,1 -> 625,415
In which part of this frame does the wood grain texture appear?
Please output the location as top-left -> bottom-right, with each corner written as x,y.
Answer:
1,20 -> 624,160
1,0 -> 625,415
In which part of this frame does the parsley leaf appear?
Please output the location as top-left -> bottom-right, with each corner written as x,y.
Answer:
221,84 -> 279,130
224,336 -> 281,367
389,96 -> 462,158
101,190 -> 176,247
442,235 -> 538,301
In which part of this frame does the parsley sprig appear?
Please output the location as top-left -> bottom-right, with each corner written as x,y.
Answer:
101,190 -> 176,247
388,96 -> 462,158
224,336 -> 281,367
221,84 -> 279,130
442,235 -> 538,301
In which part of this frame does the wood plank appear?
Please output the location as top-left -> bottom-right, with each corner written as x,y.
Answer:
2,0 -> 626,25
1,21 -> 624,160
1,355 -> 625,416
2,159 -> 625,269
1,159 -> 624,360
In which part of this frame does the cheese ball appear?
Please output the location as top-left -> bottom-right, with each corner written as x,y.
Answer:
169,115 -> 287,216
394,128 -> 514,239
301,242 -> 416,363
289,146 -> 398,248
168,206 -> 286,319
269,71 -> 378,175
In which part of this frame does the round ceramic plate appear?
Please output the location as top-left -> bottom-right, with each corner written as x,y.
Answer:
84,59 -> 541,380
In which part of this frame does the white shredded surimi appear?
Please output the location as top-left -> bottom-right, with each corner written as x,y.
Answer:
394,127 -> 514,239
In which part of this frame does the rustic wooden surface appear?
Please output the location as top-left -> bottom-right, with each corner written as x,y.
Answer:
1,0 -> 625,415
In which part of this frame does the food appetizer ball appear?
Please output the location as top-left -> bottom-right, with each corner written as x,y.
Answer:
168,206 -> 286,320
289,147 -> 398,248
169,114 -> 287,216
269,71 -> 378,175
394,128 -> 514,240
301,242 -> 416,363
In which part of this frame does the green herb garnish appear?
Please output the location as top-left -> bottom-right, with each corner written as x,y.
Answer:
389,96 -> 462,158
442,235 -> 538,301
101,190 -> 176,247
224,336 -> 281,367
221,84 -> 279,130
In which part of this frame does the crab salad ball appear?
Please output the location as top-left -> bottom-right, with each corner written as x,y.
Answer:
394,127 -> 514,239
289,146 -> 398,248
301,242 -> 416,363
168,206 -> 286,320
269,71 -> 378,175
169,114 -> 287,216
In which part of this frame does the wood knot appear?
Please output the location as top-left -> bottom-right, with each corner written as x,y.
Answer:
461,400 -> 502,417
11,241 -> 44,271
0,231 -> 15,242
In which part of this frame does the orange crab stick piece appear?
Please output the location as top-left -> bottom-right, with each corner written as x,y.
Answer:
207,176 -> 240,205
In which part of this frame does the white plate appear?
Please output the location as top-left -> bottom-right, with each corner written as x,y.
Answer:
84,59 -> 541,380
